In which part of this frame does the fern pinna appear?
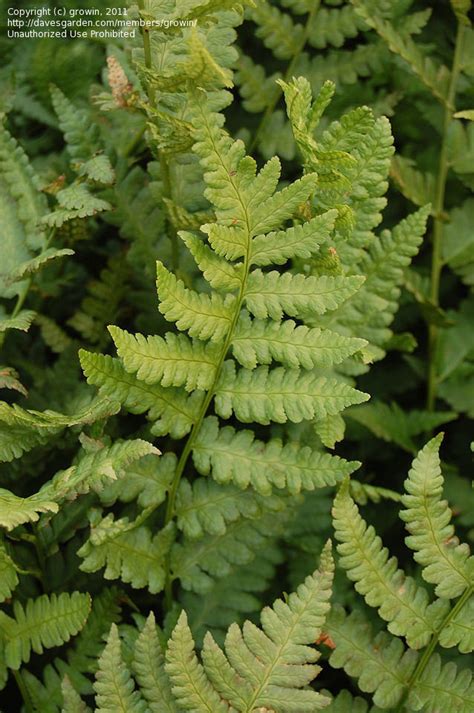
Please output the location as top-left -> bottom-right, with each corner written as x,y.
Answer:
79,87 -> 368,610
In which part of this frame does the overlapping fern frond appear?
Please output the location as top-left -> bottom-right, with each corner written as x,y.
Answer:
328,435 -> 474,710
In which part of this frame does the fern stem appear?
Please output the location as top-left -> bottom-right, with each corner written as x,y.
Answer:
396,584 -> 473,712
13,670 -> 35,713
137,0 -> 155,104
426,22 -> 465,411
248,0 -> 321,154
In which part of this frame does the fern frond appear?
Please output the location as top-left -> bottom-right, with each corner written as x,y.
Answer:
0,310 -> 36,333
175,478 -> 284,538
400,434 -> 474,598
390,155 -> 435,208
61,676 -> 91,713
94,624 -> 148,713
193,416 -> 358,495
351,0 -> 450,105
78,514 -> 175,594
410,655 -> 474,713
50,85 -> 98,161
61,677 -> 89,713
156,261 -> 235,342
166,543 -> 334,712
99,452 -> 176,509
109,326 -> 220,392
0,396 -> 120,463
235,55 -> 280,113
5,248 -> 74,285
332,480 -> 447,649
40,439 -> 159,503
181,544 -> 282,647
170,512 -> 285,594
308,5 -> 367,49
244,270 -> 364,320
180,231 -> 244,291
132,613 -> 178,713
249,1 -> 304,60
0,123 -> 47,297
233,314 -> 366,370
79,351 -> 203,438
55,588 -> 124,696
327,606 -> 418,709
0,489 -> 58,530
0,592 -> 91,670
0,544 -> 18,602
215,362 -> 369,424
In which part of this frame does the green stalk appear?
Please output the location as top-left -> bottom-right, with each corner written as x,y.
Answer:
137,0 -> 155,103
395,585 -> 473,712
248,1 -> 321,154
426,23 -> 465,410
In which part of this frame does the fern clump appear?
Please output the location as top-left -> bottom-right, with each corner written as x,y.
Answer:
0,2 -> 472,711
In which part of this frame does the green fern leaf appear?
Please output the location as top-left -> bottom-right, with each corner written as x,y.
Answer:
0,489 -> 58,530
410,654 -> 474,713
170,512 -> 285,593
249,209 -> 337,266
215,362 -> 369,424
79,351 -> 203,438
50,85 -> 98,161
176,478 -> 285,538
156,260 -> 235,342
235,55 -> 280,113
180,231 -> 244,291
400,434 -> 474,598
166,611 -> 231,712
351,0 -> 450,104
99,452 -> 176,509
249,1 -> 304,60
131,613 -> 178,713
308,5 -> 367,49
232,314 -> 366,370
0,310 -> 36,333
193,416 -> 358,495
324,690 -> 376,712
244,270 -> 364,320
327,606 -> 418,709
5,248 -> 74,285
94,624 -> 148,713
0,592 -> 91,670
40,439 -> 159,503
346,401 -> 456,452
109,326 -> 220,392
78,514 -> 175,594
61,676 -> 91,713
314,413 -> 346,449
333,479 -> 447,649
0,544 -> 18,602
0,396 -> 120,463
0,123 -> 47,297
